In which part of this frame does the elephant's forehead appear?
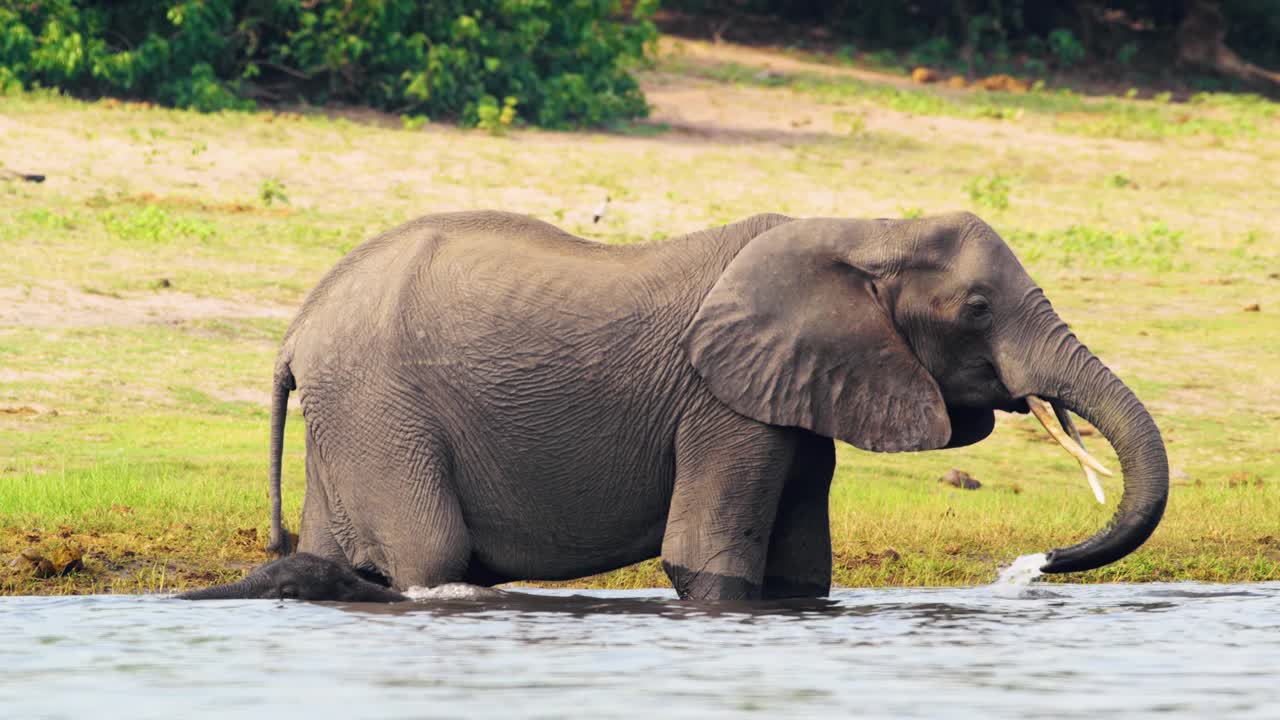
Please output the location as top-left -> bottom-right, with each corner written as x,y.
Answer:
950,230 -> 1031,285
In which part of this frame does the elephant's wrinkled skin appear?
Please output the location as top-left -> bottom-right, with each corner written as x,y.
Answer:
184,210 -> 1167,602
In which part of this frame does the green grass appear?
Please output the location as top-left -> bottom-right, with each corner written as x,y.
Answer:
1008,223 -> 1189,271
2,38 -> 1278,594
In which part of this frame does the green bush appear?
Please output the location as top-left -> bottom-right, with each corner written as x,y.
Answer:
669,1 -> 1280,78
0,0 -> 656,128
1046,29 -> 1084,69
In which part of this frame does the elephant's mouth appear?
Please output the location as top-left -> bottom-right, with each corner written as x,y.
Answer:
995,396 -> 1030,414
940,385 -> 1025,449
962,389 -> 1109,505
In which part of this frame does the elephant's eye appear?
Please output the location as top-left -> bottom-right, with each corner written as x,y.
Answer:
279,584 -> 299,600
965,297 -> 992,326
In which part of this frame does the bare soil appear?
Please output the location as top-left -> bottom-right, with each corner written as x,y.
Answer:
0,284 -> 292,328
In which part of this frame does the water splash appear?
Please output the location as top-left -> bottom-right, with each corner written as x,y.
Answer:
990,553 -> 1047,598
404,583 -> 506,602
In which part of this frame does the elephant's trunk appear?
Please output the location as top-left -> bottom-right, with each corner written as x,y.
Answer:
1001,290 -> 1169,574
177,575 -> 266,600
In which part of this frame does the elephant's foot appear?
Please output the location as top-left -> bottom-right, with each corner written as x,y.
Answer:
761,576 -> 830,600
662,561 -> 763,601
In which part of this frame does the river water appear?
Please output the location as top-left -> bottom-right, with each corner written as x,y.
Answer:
2,579 -> 1278,719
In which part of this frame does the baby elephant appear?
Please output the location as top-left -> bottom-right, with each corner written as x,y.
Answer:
177,553 -> 507,603
177,553 -> 407,602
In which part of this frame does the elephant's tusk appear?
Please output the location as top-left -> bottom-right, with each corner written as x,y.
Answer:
1050,398 -> 1107,505
1026,395 -> 1114,500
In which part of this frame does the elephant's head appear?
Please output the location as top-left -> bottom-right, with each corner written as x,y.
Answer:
177,553 -> 407,602
682,212 -> 1168,574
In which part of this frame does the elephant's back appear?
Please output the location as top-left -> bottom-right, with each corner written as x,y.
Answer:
282,209 -> 791,363
282,211 -> 655,379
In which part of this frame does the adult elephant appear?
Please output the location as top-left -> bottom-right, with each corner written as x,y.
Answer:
186,210 -> 1168,602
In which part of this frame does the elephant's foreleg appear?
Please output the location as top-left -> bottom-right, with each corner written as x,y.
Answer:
762,431 -> 835,599
662,416 -> 794,600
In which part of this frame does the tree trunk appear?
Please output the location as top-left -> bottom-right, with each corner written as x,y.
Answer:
1177,0 -> 1280,90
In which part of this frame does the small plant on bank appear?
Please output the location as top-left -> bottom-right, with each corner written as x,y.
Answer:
401,115 -> 429,132
832,110 -> 866,136
1105,173 -> 1132,189
476,96 -> 518,136
259,178 -> 288,207
965,174 -> 1011,210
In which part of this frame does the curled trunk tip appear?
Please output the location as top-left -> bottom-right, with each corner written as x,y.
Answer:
1038,385 -> 1168,574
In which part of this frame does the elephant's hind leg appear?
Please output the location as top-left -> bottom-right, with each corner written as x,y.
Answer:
297,436 -> 356,566
762,431 -> 835,599
372,453 -> 473,591
308,424 -> 472,591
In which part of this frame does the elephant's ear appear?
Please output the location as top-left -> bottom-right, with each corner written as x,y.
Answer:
681,219 -> 951,452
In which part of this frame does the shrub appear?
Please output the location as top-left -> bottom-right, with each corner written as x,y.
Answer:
1047,29 -> 1085,69
667,2 -> 1280,82
0,1 -> 657,128
907,37 -> 953,68
1116,41 -> 1139,66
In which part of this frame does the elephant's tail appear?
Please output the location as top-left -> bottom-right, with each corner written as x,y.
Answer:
266,362 -> 296,556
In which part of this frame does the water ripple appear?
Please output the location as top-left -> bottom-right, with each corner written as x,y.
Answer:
1,582 -> 1278,719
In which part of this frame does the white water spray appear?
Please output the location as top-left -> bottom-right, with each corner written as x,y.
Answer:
404,583 -> 507,601
990,553 -> 1047,598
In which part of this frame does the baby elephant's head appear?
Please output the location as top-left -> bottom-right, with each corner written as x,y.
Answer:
178,553 -> 407,602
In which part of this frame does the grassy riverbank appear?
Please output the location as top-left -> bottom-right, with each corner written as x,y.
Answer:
2,38 -> 1277,594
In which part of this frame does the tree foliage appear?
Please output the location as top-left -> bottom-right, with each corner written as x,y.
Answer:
673,1 -> 1280,81
0,0 -> 658,127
